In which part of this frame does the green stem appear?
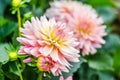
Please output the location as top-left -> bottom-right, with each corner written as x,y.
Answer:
38,72 -> 43,80
15,61 -> 23,80
20,58 -> 25,69
17,8 -> 21,36
17,8 -> 24,80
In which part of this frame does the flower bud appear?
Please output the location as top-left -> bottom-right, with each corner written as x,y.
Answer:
12,0 -> 21,7
24,12 -> 33,19
9,52 -> 18,61
37,56 -> 54,71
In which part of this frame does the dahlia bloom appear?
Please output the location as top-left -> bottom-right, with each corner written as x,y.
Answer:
17,16 -> 80,75
45,1 -> 107,55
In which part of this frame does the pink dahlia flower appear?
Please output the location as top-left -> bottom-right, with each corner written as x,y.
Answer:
45,1 -> 107,55
17,16 -> 80,75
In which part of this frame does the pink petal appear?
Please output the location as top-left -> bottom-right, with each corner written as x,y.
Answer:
39,46 -> 53,56
23,57 -> 33,63
59,76 -> 64,80
66,76 -> 73,80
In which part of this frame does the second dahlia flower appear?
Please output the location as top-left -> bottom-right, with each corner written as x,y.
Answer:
17,16 -> 80,75
45,1 -> 107,55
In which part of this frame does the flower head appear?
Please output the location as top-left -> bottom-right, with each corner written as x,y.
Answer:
37,56 -> 54,71
17,16 -> 80,75
46,1 -> 107,55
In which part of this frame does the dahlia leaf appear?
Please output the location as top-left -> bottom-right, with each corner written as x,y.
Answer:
96,7 -> 116,23
86,53 -> 113,71
0,0 -> 11,16
98,34 -> 120,54
78,63 -> 114,80
21,66 -> 37,80
2,62 -> 20,80
87,69 -> 114,80
113,48 -> 120,77
0,16 -> 17,41
88,0 -> 116,7
0,63 -> 4,80
0,43 -> 10,63
12,29 -> 19,47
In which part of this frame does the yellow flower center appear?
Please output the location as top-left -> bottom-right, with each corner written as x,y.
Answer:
78,20 -> 94,35
43,28 -> 64,47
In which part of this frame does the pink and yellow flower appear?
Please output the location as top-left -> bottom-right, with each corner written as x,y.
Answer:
46,1 -> 107,55
17,16 -> 80,75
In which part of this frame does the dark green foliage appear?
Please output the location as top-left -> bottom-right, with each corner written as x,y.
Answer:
0,17 -> 17,41
0,63 -> 4,80
78,63 -> 114,80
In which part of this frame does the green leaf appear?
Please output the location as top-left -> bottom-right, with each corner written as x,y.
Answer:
23,0 -> 31,3
23,66 -> 37,80
78,63 -> 115,80
32,8 -> 43,17
0,43 -> 10,63
0,0 -> 11,16
78,0 -> 88,3
78,63 -> 89,80
88,0 -> 116,7
98,34 -> 120,54
88,69 -> 115,80
2,61 -> 19,80
86,53 -> 113,71
0,16 -> 17,41
22,66 -> 37,80
113,48 -> 120,77
96,7 -> 116,23
0,63 -> 4,80
40,0 -> 46,10
12,29 -> 19,47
